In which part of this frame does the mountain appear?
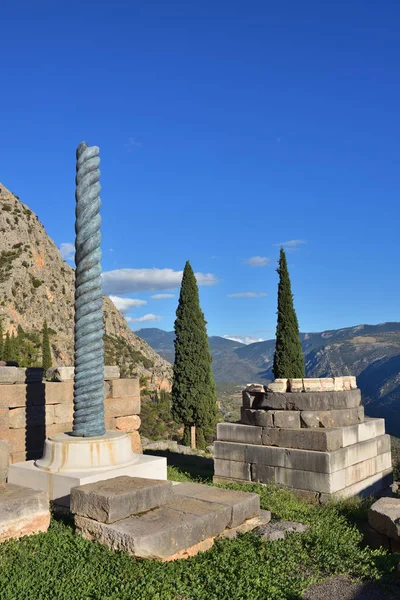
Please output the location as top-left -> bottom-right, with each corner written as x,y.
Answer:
136,324 -> 400,434
0,182 -> 172,389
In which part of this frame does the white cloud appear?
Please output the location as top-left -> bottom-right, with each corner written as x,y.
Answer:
59,242 -> 74,261
102,268 -> 218,295
151,293 -> 176,300
108,295 -> 147,313
226,292 -> 267,298
274,239 -> 306,248
245,256 -> 270,267
126,313 -> 162,324
125,137 -> 142,151
223,335 -> 265,345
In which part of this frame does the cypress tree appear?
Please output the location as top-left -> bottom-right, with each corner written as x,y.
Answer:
172,261 -> 217,449
273,248 -> 305,379
42,320 -> 52,373
3,332 -> 12,362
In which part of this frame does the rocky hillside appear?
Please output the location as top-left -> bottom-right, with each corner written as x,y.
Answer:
0,182 -> 172,389
137,324 -> 400,434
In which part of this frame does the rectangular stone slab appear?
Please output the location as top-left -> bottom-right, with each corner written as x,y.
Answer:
253,390 -> 361,411
173,482 -> 260,527
70,476 -> 173,523
0,483 -> 50,542
75,496 -> 232,559
217,423 -> 262,445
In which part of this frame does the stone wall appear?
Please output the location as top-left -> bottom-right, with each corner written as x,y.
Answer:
0,366 -> 142,464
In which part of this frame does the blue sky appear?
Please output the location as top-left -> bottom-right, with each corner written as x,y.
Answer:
1,1 -> 399,343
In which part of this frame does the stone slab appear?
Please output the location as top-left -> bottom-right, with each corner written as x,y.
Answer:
273,411 -> 301,429
108,379 -> 140,399
241,407 -> 273,427
0,483 -> 50,542
8,453 -> 167,507
217,423 -> 262,445
173,482 -> 260,527
214,459 -> 251,481
368,497 -> 400,542
104,397 -> 140,417
115,415 -> 141,432
328,468 -> 393,500
47,366 -> 120,381
75,495 -> 233,559
254,390 -> 361,411
0,367 -> 43,385
71,476 -> 173,523
299,407 -> 364,429
254,520 -> 309,541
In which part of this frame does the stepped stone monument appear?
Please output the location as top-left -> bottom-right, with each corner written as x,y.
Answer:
214,377 -> 393,502
8,142 -> 166,507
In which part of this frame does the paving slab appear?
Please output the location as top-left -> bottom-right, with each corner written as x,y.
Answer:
71,476 -> 173,523
0,483 -> 50,542
173,482 -> 260,527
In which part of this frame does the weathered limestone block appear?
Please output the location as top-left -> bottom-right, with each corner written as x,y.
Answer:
302,378 -> 323,392
9,406 -> 46,429
217,423 -> 262,445
343,376 -> 357,390
254,390 -> 362,411
272,411 -> 301,429
266,379 -> 288,393
0,426 -> 45,454
368,497 -> 400,542
299,407 -> 364,429
254,521 -> 308,541
115,415 -> 141,432
0,408 -> 8,429
251,463 -> 275,483
262,426 -> 344,452
214,459 -> 251,481
71,476 -> 173,523
43,381 -> 74,405
0,484 -> 50,542
240,407 -> 273,427
0,384 -> 31,408
245,384 -> 264,393
319,378 -> 335,391
214,441 -> 247,463
0,440 -> 9,484
0,367 -> 43,385
288,379 -> 304,392
109,379 -> 140,399
130,431 -> 142,454
47,366 -> 120,382
104,397 -> 140,418
333,377 -> 343,391
173,482 -> 260,528
242,391 -> 252,408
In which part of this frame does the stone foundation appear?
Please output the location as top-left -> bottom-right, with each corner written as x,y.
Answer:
214,378 -> 393,501
0,366 -> 142,463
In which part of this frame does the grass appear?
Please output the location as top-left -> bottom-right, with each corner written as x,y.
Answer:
0,454 -> 398,600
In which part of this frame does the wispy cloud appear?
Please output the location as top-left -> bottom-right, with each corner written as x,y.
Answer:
102,268 -> 218,295
108,295 -> 147,313
227,292 -> 267,298
151,293 -> 175,300
223,335 -> 266,345
245,256 -> 270,267
125,137 -> 142,152
274,239 -> 306,249
126,313 -> 162,324
59,242 -> 74,261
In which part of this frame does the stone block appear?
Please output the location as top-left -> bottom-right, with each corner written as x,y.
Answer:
266,379 -> 288,393
0,440 -> 9,484
0,408 -> 8,429
217,423 -> 262,445
0,483 -> 50,542
240,407 -> 273,427
214,459 -> 251,481
300,411 -> 320,428
173,482 -> 260,528
299,407 -> 364,429
43,381 -> 74,405
214,441 -> 247,463
53,403 -> 74,424
368,497 -> 400,542
320,378 -> 335,391
109,379 -> 140,399
46,422 -> 73,436
246,444 -> 286,467
251,463 -> 275,483
9,406 -> 46,429
104,366 -> 120,380
254,521 -> 308,541
0,426 -> 46,453
358,419 -> 385,442
332,469 -> 393,500
262,427 -> 343,452
0,384 -> 29,408
245,384 -> 264,393
273,411 -> 301,429
288,378 -> 304,392
276,467 -> 335,493
376,434 -> 391,455
0,367 -> 43,385
375,452 -> 392,473
334,377 -> 343,391
47,366 -> 75,381
71,476 -> 173,523
75,494 -> 232,559
342,376 -> 356,391
104,397 -> 140,418
256,390 -> 361,411
302,378 -> 323,392
115,415 -> 141,432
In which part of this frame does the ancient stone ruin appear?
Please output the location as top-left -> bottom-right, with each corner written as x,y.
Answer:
214,377 -> 393,502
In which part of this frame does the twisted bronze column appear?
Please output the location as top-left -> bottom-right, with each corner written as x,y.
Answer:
72,142 -> 105,437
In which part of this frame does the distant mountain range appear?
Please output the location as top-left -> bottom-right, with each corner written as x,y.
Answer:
136,324 -> 400,436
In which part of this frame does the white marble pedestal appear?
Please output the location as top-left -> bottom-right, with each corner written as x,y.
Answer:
8,431 -> 167,508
